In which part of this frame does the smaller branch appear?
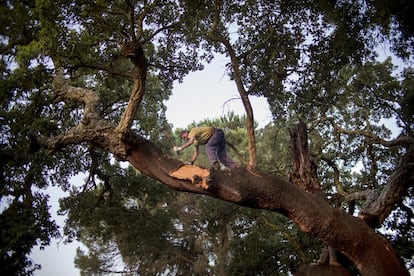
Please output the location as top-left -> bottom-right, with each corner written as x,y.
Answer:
370,88 -> 411,132
116,42 -> 148,132
32,126 -> 97,154
207,28 -> 257,168
398,201 -> 414,221
115,78 -> 145,132
344,190 -> 380,206
236,25 -> 275,62
310,116 -> 414,147
125,0 -> 137,41
320,156 -> 347,196
359,143 -> 414,227
221,96 -> 240,114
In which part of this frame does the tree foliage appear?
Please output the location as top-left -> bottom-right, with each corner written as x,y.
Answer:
0,0 -> 413,275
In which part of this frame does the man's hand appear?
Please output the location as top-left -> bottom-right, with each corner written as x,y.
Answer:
184,161 -> 193,165
173,146 -> 182,154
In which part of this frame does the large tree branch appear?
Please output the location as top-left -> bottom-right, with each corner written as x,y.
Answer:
120,131 -> 407,275
310,116 -> 414,228
359,143 -> 414,227
116,42 -> 148,132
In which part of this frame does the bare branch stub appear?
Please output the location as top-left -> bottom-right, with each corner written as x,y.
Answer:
122,41 -> 147,70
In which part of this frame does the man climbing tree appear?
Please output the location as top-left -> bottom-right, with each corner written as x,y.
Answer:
174,127 -> 239,169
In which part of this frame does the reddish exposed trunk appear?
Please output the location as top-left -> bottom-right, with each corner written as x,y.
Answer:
295,263 -> 353,276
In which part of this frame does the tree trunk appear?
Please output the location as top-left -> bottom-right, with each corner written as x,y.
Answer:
215,223 -> 230,276
289,121 -> 321,194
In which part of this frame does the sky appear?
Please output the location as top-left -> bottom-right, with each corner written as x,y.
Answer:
165,55 -> 273,129
31,56 -> 273,275
31,185 -> 82,276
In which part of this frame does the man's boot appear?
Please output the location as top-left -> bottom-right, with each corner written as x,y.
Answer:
211,162 -> 220,170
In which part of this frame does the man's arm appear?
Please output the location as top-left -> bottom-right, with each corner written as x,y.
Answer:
190,145 -> 199,164
180,136 -> 195,150
174,136 -> 196,152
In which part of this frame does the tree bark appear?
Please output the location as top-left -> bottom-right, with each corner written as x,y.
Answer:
289,121 -> 321,194
117,42 -> 147,132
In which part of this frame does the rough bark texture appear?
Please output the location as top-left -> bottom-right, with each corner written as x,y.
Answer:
295,263 -> 353,276
289,121 -> 321,194
170,164 -> 210,190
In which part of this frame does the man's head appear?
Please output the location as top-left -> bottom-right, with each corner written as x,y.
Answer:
179,130 -> 189,140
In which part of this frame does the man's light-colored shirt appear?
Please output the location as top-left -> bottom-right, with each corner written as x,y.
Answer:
189,127 -> 214,146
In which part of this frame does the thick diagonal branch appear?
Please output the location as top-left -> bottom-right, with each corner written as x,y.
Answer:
116,42 -> 148,132
53,71 -> 102,126
123,131 -> 407,275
